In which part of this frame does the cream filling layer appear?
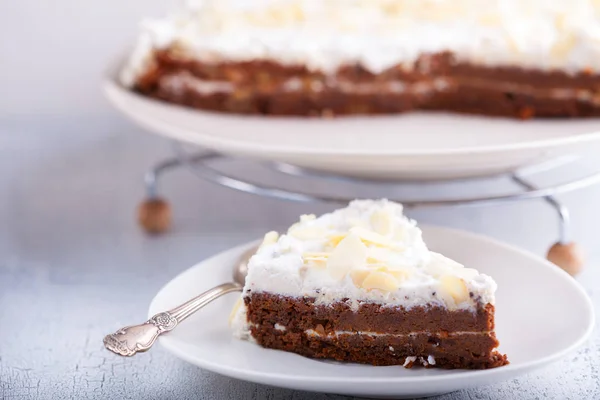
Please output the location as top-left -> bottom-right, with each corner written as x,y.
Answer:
158,73 -> 449,95
304,329 -> 493,339
160,73 -> 236,94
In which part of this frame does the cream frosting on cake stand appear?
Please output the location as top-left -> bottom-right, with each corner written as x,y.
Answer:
123,0 -> 600,85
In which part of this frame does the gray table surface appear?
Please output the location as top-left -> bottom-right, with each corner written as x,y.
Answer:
1,115 -> 599,400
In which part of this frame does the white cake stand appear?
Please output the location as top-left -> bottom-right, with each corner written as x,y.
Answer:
104,65 -> 600,181
136,142 -> 600,276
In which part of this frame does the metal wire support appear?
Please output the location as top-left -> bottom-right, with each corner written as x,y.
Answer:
150,144 -> 600,209
139,143 -> 596,274
146,144 -> 600,234
143,153 -> 212,199
510,174 -> 571,244
140,144 -> 600,242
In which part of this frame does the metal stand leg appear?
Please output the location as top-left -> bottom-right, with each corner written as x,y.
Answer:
138,157 -> 186,234
511,174 -> 570,244
511,174 -> 584,275
144,157 -> 186,200
138,151 -> 217,234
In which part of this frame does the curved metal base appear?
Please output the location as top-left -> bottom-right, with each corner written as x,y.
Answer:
143,143 -> 600,245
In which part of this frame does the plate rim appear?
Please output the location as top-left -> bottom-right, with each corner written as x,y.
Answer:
150,225 -> 595,384
104,54 -> 600,158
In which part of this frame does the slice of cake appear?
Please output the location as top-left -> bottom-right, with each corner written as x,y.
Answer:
121,0 -> 600,118
231,200 -> 508,369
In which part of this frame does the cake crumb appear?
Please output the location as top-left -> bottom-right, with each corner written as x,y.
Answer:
274,323 -> 286,331
518,106 -> 535,119
403,356 -> 417,368
389,346 -> 395,352
321,108 -> 335,118
315,324 -> 326,336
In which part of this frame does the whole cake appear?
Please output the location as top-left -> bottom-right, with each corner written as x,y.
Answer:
121,0 -> 600,118
230,200 -> 508,369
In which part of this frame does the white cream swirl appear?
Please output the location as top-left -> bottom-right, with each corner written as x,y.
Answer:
242,199 -> 496,311
122,0 -> 600,86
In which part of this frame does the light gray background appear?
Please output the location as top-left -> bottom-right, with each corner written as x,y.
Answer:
1,2 -> 599,399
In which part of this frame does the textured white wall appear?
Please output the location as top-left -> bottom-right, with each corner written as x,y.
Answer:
0,0 -> 178,117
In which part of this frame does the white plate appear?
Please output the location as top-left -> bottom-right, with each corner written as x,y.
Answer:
149,226 -> 594,399
104,57 -> 600,180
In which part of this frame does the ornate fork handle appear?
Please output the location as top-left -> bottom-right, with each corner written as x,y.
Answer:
104,282 -> 243,356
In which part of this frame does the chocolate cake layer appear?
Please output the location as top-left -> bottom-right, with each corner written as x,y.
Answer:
132,49 -> 600,118
244,293 -> 508,369
245,292 -> 494,334
423,84 -> 600,119
251,324 -> 508,369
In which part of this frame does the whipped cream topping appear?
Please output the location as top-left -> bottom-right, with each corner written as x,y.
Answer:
122,0 -> 600,86
240,199 -> 496,311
